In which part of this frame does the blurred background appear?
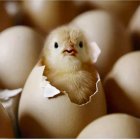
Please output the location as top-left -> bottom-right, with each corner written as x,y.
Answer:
1,0 -> 140,138
1,0 -> 140,79
0,0 -> 139,33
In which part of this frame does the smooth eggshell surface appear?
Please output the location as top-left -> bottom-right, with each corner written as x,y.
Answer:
70,10 -> 132,78
0,26 -> 44,89
104,51 -> 140,117
22,0 -> 79,33
78,113 -> 140,138
18,63 -> 107,138
88,1 -> 139,26
0,103 -> 14,138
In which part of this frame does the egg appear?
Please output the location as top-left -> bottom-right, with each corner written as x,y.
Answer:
88,1 -> 139,26
78,113 -> 140,138
104,51 -> 140,117
70,10 -> 132,78
22,0 -> 79,33
0,2 -> 12,32
18,61 -> 107,138
0,26 -> 44,89
0,102 -> 14,138
129,6 -> 140,50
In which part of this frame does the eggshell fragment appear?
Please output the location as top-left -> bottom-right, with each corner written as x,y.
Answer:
22,0 -> 79,33
104,51 -> 140,117
88,1 -> 139,26
70,10 -> 132,78
129,6 -> 140,50
0,102 -> 14,138
78,113 -> 140,138
18,61 -> 107,138
0,26 -> 44,89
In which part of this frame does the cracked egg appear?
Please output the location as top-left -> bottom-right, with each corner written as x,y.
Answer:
18,59 -> 106,138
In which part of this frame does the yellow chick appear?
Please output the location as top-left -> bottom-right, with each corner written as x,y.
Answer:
42,25 -> 97,105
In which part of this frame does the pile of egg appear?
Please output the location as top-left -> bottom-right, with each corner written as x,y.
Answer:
0,0 -> 140,138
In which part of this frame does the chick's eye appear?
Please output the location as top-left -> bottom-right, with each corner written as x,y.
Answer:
79,41 -> 83,48
54,42 -> 59,48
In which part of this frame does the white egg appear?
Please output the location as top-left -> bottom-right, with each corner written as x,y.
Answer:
0,26 -> 44,89
104,51 -> 140,117
78,113 -> 140,138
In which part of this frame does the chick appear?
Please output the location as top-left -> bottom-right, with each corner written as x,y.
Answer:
42,26 -> 97,105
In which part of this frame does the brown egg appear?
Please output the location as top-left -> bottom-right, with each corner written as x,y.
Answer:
70,10 -> 132,78
18,62 -> 107,138
104,51 -> 140,117
22,0 -> 79,33
78,113 -> 140,138
88,1 -> 139,26
0,2 -> 12,32
129,6 -> 140,50
0,26 -> 44,89
0,103 -> 14,138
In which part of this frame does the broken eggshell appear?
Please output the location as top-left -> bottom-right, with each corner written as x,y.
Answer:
18,63 -> 106,138
18,43 -> 106,138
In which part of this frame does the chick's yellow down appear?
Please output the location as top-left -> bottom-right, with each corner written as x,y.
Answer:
42,26 -> 97,105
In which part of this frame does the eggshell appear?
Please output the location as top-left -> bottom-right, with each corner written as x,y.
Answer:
0,26 -> 44,89
78,113 -> 140,138
18,62 -> 107,138
88,1 -> 139,26
70,10 -> 132,78
104,51 -> 140,117
22,0 -> 79,33
129,6 -> 140,50
0,2 -> 12,32
0,102 -> 14,138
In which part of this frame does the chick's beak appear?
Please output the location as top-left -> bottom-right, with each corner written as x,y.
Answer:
63,44 -> 77,56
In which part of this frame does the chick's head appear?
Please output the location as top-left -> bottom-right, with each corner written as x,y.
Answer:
43,26 -> 91,72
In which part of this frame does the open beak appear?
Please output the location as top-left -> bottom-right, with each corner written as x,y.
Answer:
63,45 -> 77,56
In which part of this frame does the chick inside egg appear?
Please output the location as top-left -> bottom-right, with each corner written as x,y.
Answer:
42,25 -> 99,105
18,60 -> 106,138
